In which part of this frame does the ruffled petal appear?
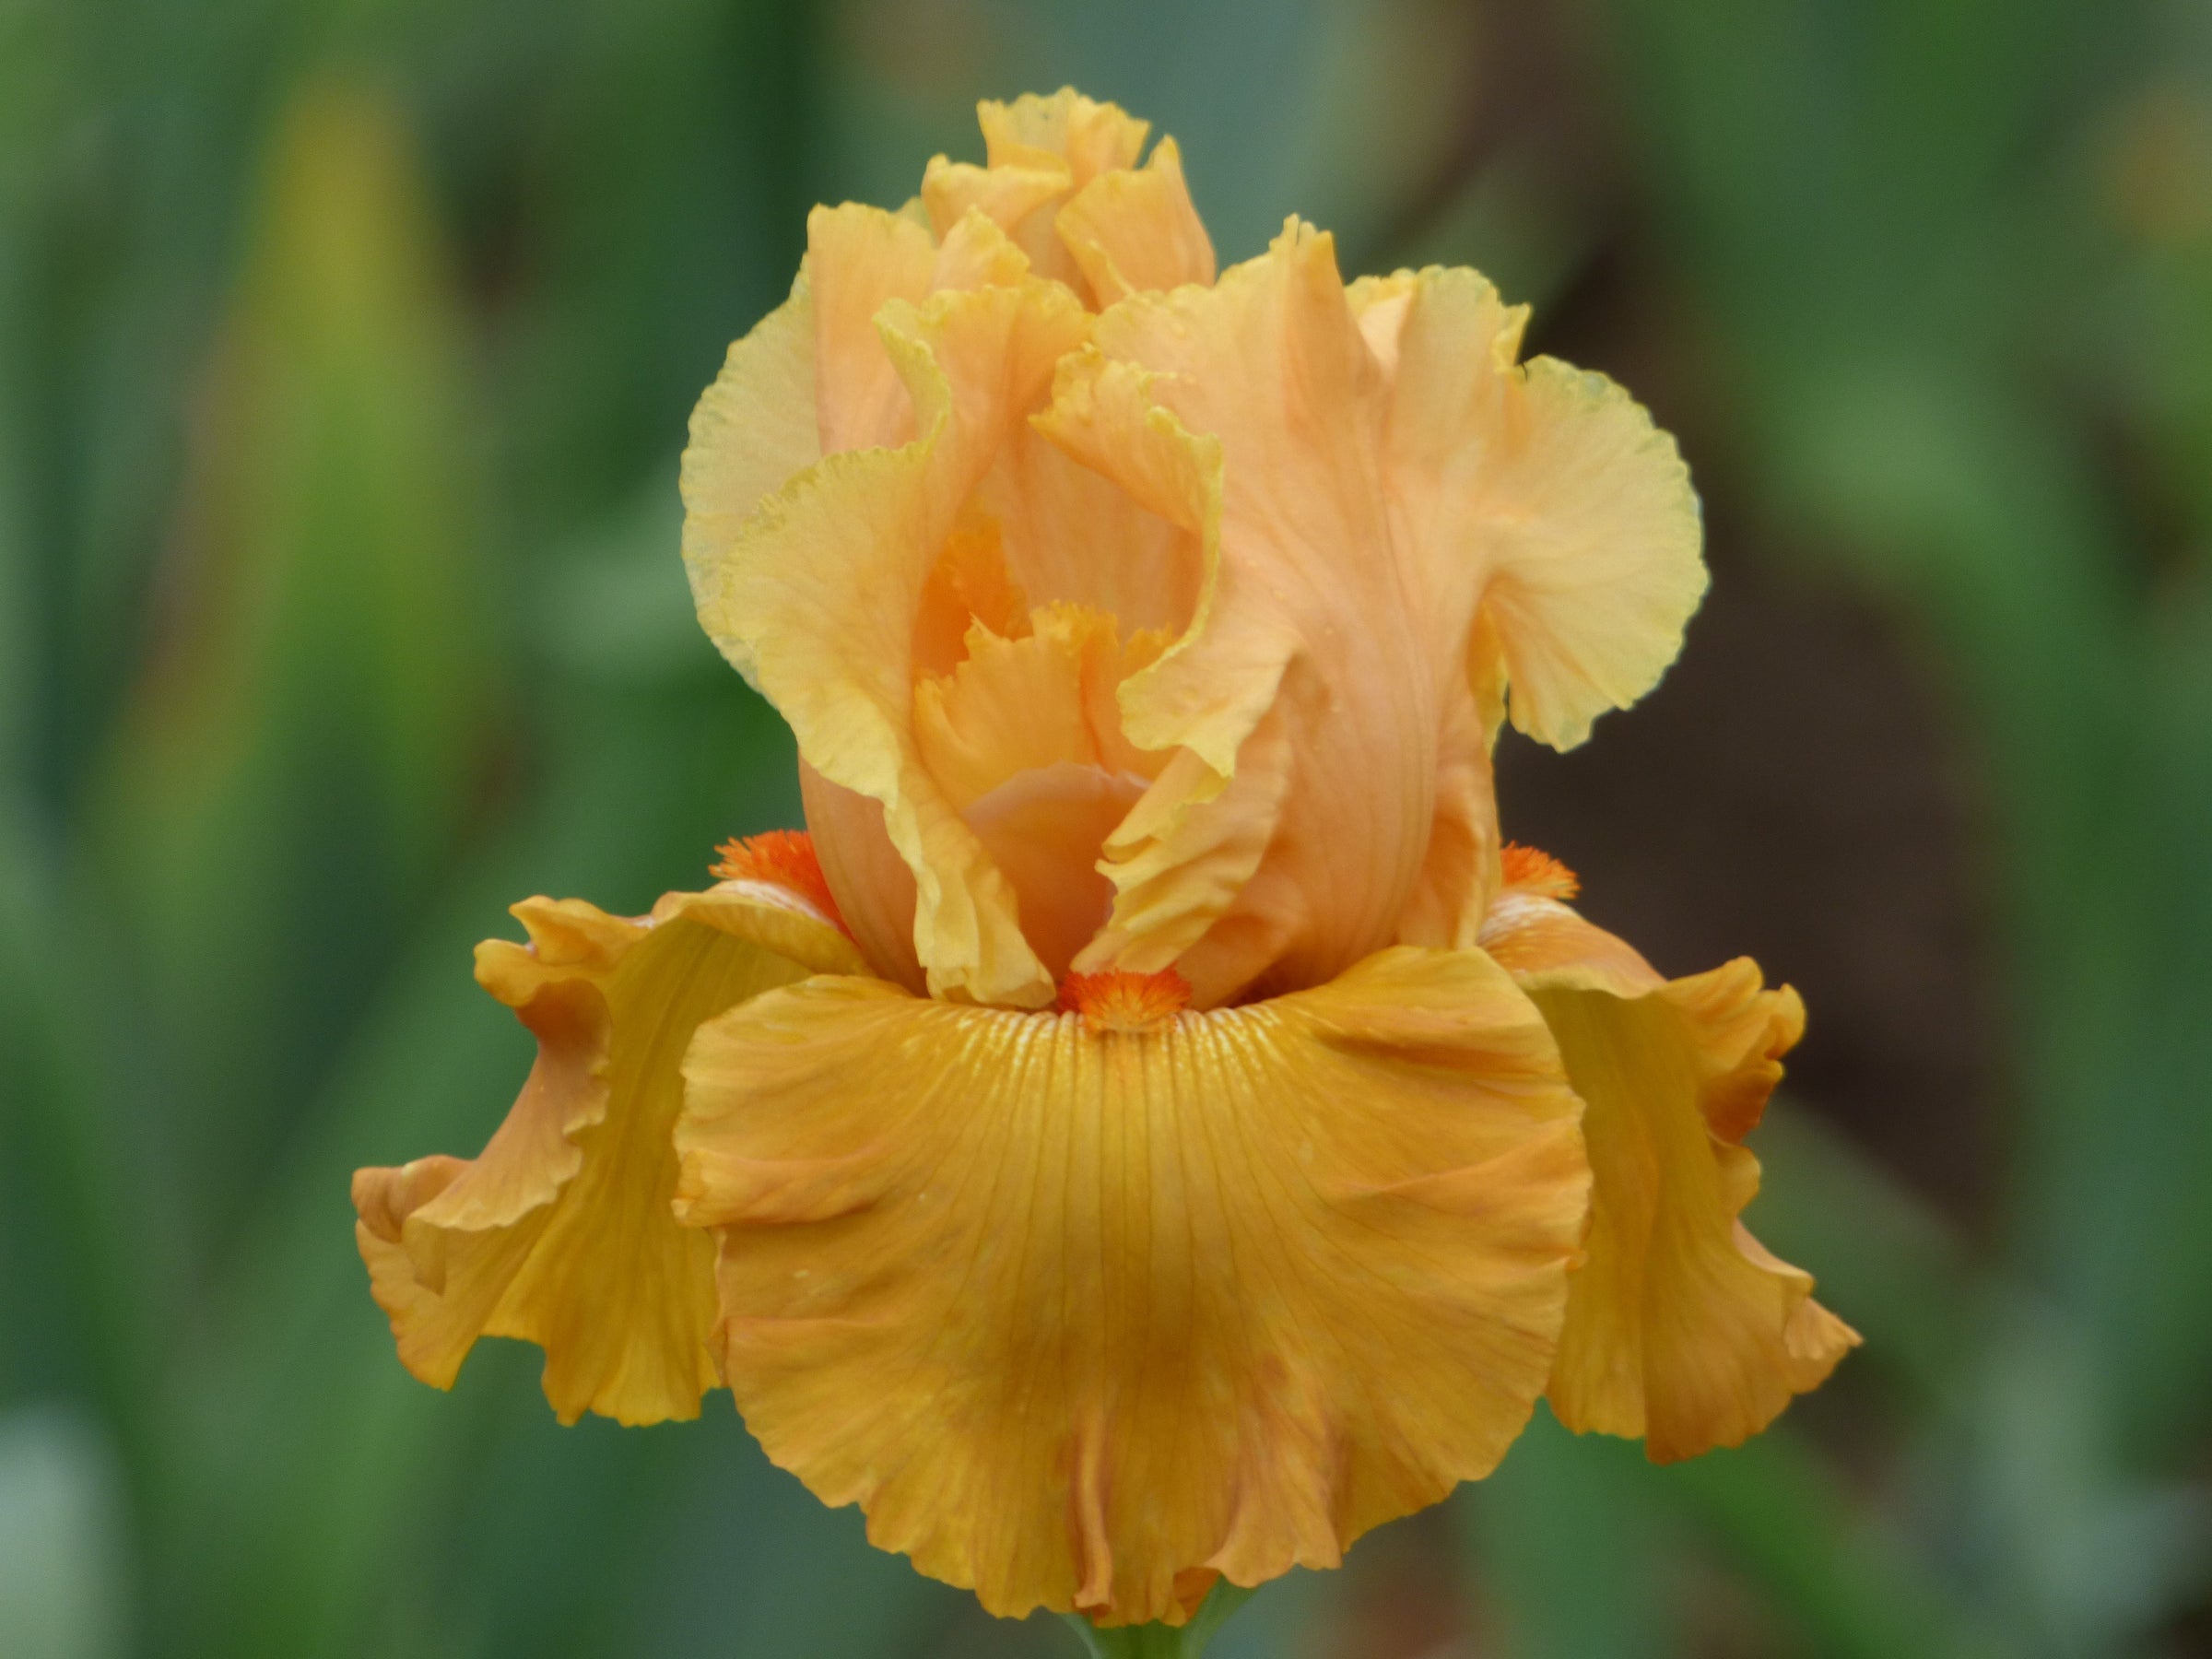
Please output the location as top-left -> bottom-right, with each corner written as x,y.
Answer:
1040,223 -> 1441,1002
1478,881 -> 1858,1462
692,210 -> 1092,1006
909,605 -> 1170,976
806,203 -> 937,453
1057,136 -> 1217,305
679,271 -> 822,689
923,90 -> 1154,297
980,88 -> 1150,179
673,947 -> 1589,1624
1371,265 -> 1706,753
353,885 -> 865,1425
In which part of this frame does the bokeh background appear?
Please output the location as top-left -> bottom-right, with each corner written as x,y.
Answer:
6,0 -> 2212,1653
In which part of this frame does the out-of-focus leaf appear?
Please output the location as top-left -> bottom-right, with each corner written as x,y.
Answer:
87,78 -> 493,1251
1456,1412 -> 1665,1659
1750,1104 -> 1977,1406
0,1404 -> 133,1659
0,802 -> 165,1467
154,461 -> 810,1653
1661,1427 -> 2006,1659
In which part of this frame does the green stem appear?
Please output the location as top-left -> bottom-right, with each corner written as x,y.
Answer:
1061,1583 -> 1258,1657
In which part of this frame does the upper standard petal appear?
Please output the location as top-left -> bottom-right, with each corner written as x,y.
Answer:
1371,265 -> 1706,754
673,947 -> 1588,1625
682,97 -> 1709,1014
1041,223 -> 1440,1004
920,90 -> 1209,307
693,216 -> 1092,1006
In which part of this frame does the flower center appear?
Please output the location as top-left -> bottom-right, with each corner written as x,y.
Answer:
912,593 -> 1170,980
1055,967 -> 1192,1033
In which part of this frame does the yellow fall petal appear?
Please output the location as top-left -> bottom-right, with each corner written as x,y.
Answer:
352,885 -> 864,1425
673,947 -> 1589,1625
1479,881 -> 1859,1462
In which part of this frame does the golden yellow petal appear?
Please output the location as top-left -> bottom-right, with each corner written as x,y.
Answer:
1377,265 -> 1705,752
1057,136 -> 1217,304
351,888 -> 864,1425
674,947 -> 1589,1626
1478,894 -> 1859,1461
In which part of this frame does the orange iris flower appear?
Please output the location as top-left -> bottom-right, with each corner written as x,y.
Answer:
353,89 -> 1856,1631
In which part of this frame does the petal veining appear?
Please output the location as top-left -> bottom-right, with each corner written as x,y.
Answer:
673,947 -> 1589,1624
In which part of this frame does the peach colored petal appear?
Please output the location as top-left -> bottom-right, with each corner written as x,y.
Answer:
911,605 -> 1154,807
1041,224 -> 1440,1002
922,90 -> 1152,298
909,603 -> 1166,975
921,157 -> 1068,275
352,886 -> 864,1425
806,203 -> 937,453
679,270 -> 820,689
1477,888 -> 1858,1461
800,762 -> 925,994
692,221 -> 1090,1006
673,947 -> 1588,1625
1373,265 -> 1705,753
1058,136 -> 1217,305
1391,683 -> 1498,952
980,88 -> 1149,179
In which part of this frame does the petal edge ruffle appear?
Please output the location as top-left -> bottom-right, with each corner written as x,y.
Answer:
353,886 -> 863,1425
1479,889 -> 1857,1461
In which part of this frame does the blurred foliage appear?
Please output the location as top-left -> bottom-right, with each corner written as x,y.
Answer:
3,0 -> 2210,1654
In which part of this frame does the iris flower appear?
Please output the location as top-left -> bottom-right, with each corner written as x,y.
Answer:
353,89 -> 1856,1637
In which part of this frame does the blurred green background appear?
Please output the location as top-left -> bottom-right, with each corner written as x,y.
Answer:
6,0 -> 2212,1653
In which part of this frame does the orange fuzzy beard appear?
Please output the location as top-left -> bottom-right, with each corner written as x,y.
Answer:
713,830 -> 848,934
1500,842 -> 1581,900
1056,968 -> 1192,1034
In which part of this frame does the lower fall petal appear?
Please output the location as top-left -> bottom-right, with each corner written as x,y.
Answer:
1479,886 -> 1859,1462
673,947 -> 1589,1625
352,885 -> 865,1426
